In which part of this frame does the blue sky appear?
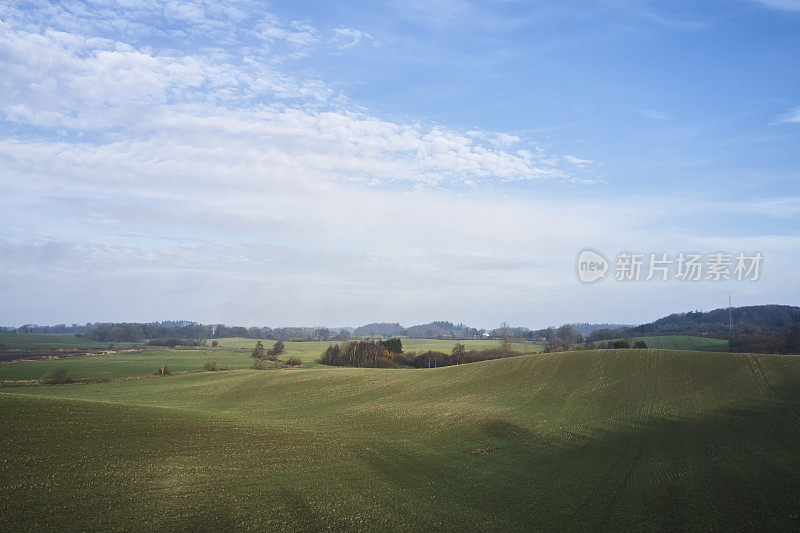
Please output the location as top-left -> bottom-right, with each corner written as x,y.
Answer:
0,0 -> 798,329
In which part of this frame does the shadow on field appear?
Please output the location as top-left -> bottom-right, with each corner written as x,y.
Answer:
355,391 -> 800,532
281,490 -> 332,532
170,504 -> 240,531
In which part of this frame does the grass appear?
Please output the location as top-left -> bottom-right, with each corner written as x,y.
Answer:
0,332 -> 131,350
0,347 -> 248,381
630,335 -> 730,351
2,348 -> 800,530
0,338 -> 538,381
581,334 -> 729,351
212,337 -> 540,355
400,338 -> 542,354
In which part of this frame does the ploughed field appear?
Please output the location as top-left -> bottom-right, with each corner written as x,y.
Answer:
1,348 -> 800,530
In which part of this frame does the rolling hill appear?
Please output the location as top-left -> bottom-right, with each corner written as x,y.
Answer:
2,349 -> 800,530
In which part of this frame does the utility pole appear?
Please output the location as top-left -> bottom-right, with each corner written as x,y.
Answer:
729,293 -> 733,332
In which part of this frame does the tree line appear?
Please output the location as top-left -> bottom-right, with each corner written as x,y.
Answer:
77,323 -> 351,343
320,339 -> 523,369
586,305 -> 800,342
729,327 -> 800,355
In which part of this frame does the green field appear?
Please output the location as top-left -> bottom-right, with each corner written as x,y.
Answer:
583,334 -> 729,352
0,347 -> 250,382
0,338 -> 539,382
0,332 -> 130,350
213,337 -> 540,354
630,335 -> 730,351
2,348 -> 800,530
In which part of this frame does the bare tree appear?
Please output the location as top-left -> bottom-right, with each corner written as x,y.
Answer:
251,341 -> 266,359
452,342 -> 466,364
500,322 -> 513,354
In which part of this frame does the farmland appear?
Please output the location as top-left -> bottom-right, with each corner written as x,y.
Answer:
630,335 -> 730,351
2,347 -> 800,530
0,332 -> 131,350
0,337 -> 540,382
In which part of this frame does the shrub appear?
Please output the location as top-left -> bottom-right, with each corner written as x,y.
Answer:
287,357 -> 302,366
461,348 -> 508,363
148,337 -> 205,348
321,343 -> 523,369
320,340 -> 393,367
211,340 -> 219,348
321,344 -> 342,365
266,341 -> 285,359
381,338 -> 403,354
451,343 -> 466,363
545,339 -> 576,352
634,340 -> 648,349
41,366 -> 72,384
204,361 -> 218,371
252,359 -> 268,370
730,328 -> 800,354
611,339 -> 631,349
787,327 -> 800,354
252,341 -> 266,359
394,352 -> 415,367
413,351 -> 450,368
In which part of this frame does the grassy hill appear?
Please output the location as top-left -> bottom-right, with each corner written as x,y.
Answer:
577,335 -> 729,352
632,335 -> 729,351
2,349 -> 800,530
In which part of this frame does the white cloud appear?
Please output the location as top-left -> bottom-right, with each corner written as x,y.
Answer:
563,155 -> 594,166
489,132 -> 520,146
1,0 -> 796,327
0,19 -> 337,130
257,16 -> 320,52
0,7 -> 577,186
331,27 -> 373,50
0,106 -> 570,198
780,107 -> 800,123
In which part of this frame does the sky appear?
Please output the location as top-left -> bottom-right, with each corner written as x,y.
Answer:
1,0 -> 799,329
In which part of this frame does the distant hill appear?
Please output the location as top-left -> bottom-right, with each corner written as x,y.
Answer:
588,305 -> 800,341
352,321 -> 486,339
4,323 -> 93,334
405,321 -> 470,339
569,323 -> 631,337
353,322 -> 406,337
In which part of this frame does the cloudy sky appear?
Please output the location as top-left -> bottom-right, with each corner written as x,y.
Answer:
1,0 -> 799,329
